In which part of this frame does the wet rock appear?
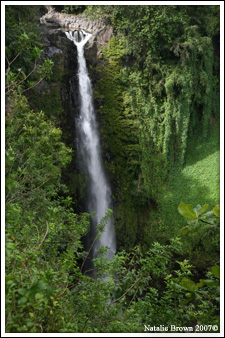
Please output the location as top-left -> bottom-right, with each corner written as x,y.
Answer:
46,29 -> 74,51
43,46 -> 63,59
41,28 -> 77,70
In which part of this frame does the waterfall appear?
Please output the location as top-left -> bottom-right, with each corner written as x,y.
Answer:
65,30 -> 116,265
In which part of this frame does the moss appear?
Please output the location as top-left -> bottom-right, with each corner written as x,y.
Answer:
92,36 -> 145,250
93,29 -> 220,253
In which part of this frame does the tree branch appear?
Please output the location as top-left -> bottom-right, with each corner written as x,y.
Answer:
107,277 -> 142,307
81,312 -> 94,333
7,176 -> 51,203
80,234 -> 98,273
18,58 -> 37,85
8,45 -> 24,67
122,287 -> 139,322
13,222 -> 49,266
5,54 -> 10,67
22,74 -> 46,93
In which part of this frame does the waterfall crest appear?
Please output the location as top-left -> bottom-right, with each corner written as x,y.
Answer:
65,30 -> 116,262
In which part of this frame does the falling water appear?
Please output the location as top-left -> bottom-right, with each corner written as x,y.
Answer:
65,30 -> 116,264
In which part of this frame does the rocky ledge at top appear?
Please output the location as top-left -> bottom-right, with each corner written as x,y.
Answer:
40,5 -> 113,55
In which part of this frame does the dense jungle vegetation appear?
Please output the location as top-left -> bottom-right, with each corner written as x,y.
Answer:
5,5 -> 221,333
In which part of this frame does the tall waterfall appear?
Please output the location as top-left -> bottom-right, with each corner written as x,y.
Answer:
65,30 -> 116,264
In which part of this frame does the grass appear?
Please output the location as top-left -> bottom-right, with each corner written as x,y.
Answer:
157,124 -> 220,236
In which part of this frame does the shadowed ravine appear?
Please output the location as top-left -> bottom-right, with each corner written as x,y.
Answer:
65,30 -> 116,270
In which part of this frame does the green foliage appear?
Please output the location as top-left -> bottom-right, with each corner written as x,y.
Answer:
30,87 -> 63,122
101,36 -> 126,60
176,199 -> 220,270
90,5 -> 220,252
5,4 -> 220,333
5,103 -> 220,331
152,127 -> 219,252
65,239 -> 219,332
28,53 -> 66,124
126,23 -> 217,167
178,202 -> 220,235
178,202 -> 200,220
6,51 -> 54,96
93,36 -> 143,249
5,6 -> 43,76
84,5 -> 115,24
162,260 -> 220,328
5,92 -> 90,332
6,94 -> 71,203
54,5 -> 86,15
175,263 -> 220,306
5,6 -> 54,96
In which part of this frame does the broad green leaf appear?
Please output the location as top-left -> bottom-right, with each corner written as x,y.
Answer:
199,204 -> 209,216
178,226 -> 190,235
20,32 -> 29,41
6,242 -> 16,250
18,86 -> 23,94
202,210 -> 214,217
37,280 -> 48,290
196,279 -> 205,288
164,274 -> 172,280
193,204 -> 202,217
211,265 -> 220,279
198,290 -> 208,295
173,283 -> 187,291
185,292 -> 192,298
178,202 -> 197,220
180,278 -> 198,292
18,288 -> 27,296
31,46 -> 43,59
180,294 -> 194,305
18,296 -> 28,305
26,321 -> 34,328
35,292 -> 44,300
213,204 -> 220,217
6,275 -> 15,281
203,279 -> 219,287
21,71 -> 26,79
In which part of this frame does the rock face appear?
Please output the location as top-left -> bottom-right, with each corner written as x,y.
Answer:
40,6 -> 113,56
37,5 -> 114,148
41,27 -> 76,65
40,6 -> 103,32
35,18 -> 79,141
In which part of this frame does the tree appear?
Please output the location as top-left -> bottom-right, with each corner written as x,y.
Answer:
5,92 -> 91,332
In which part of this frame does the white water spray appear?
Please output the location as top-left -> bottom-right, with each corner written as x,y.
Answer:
65,30 -> 116,261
